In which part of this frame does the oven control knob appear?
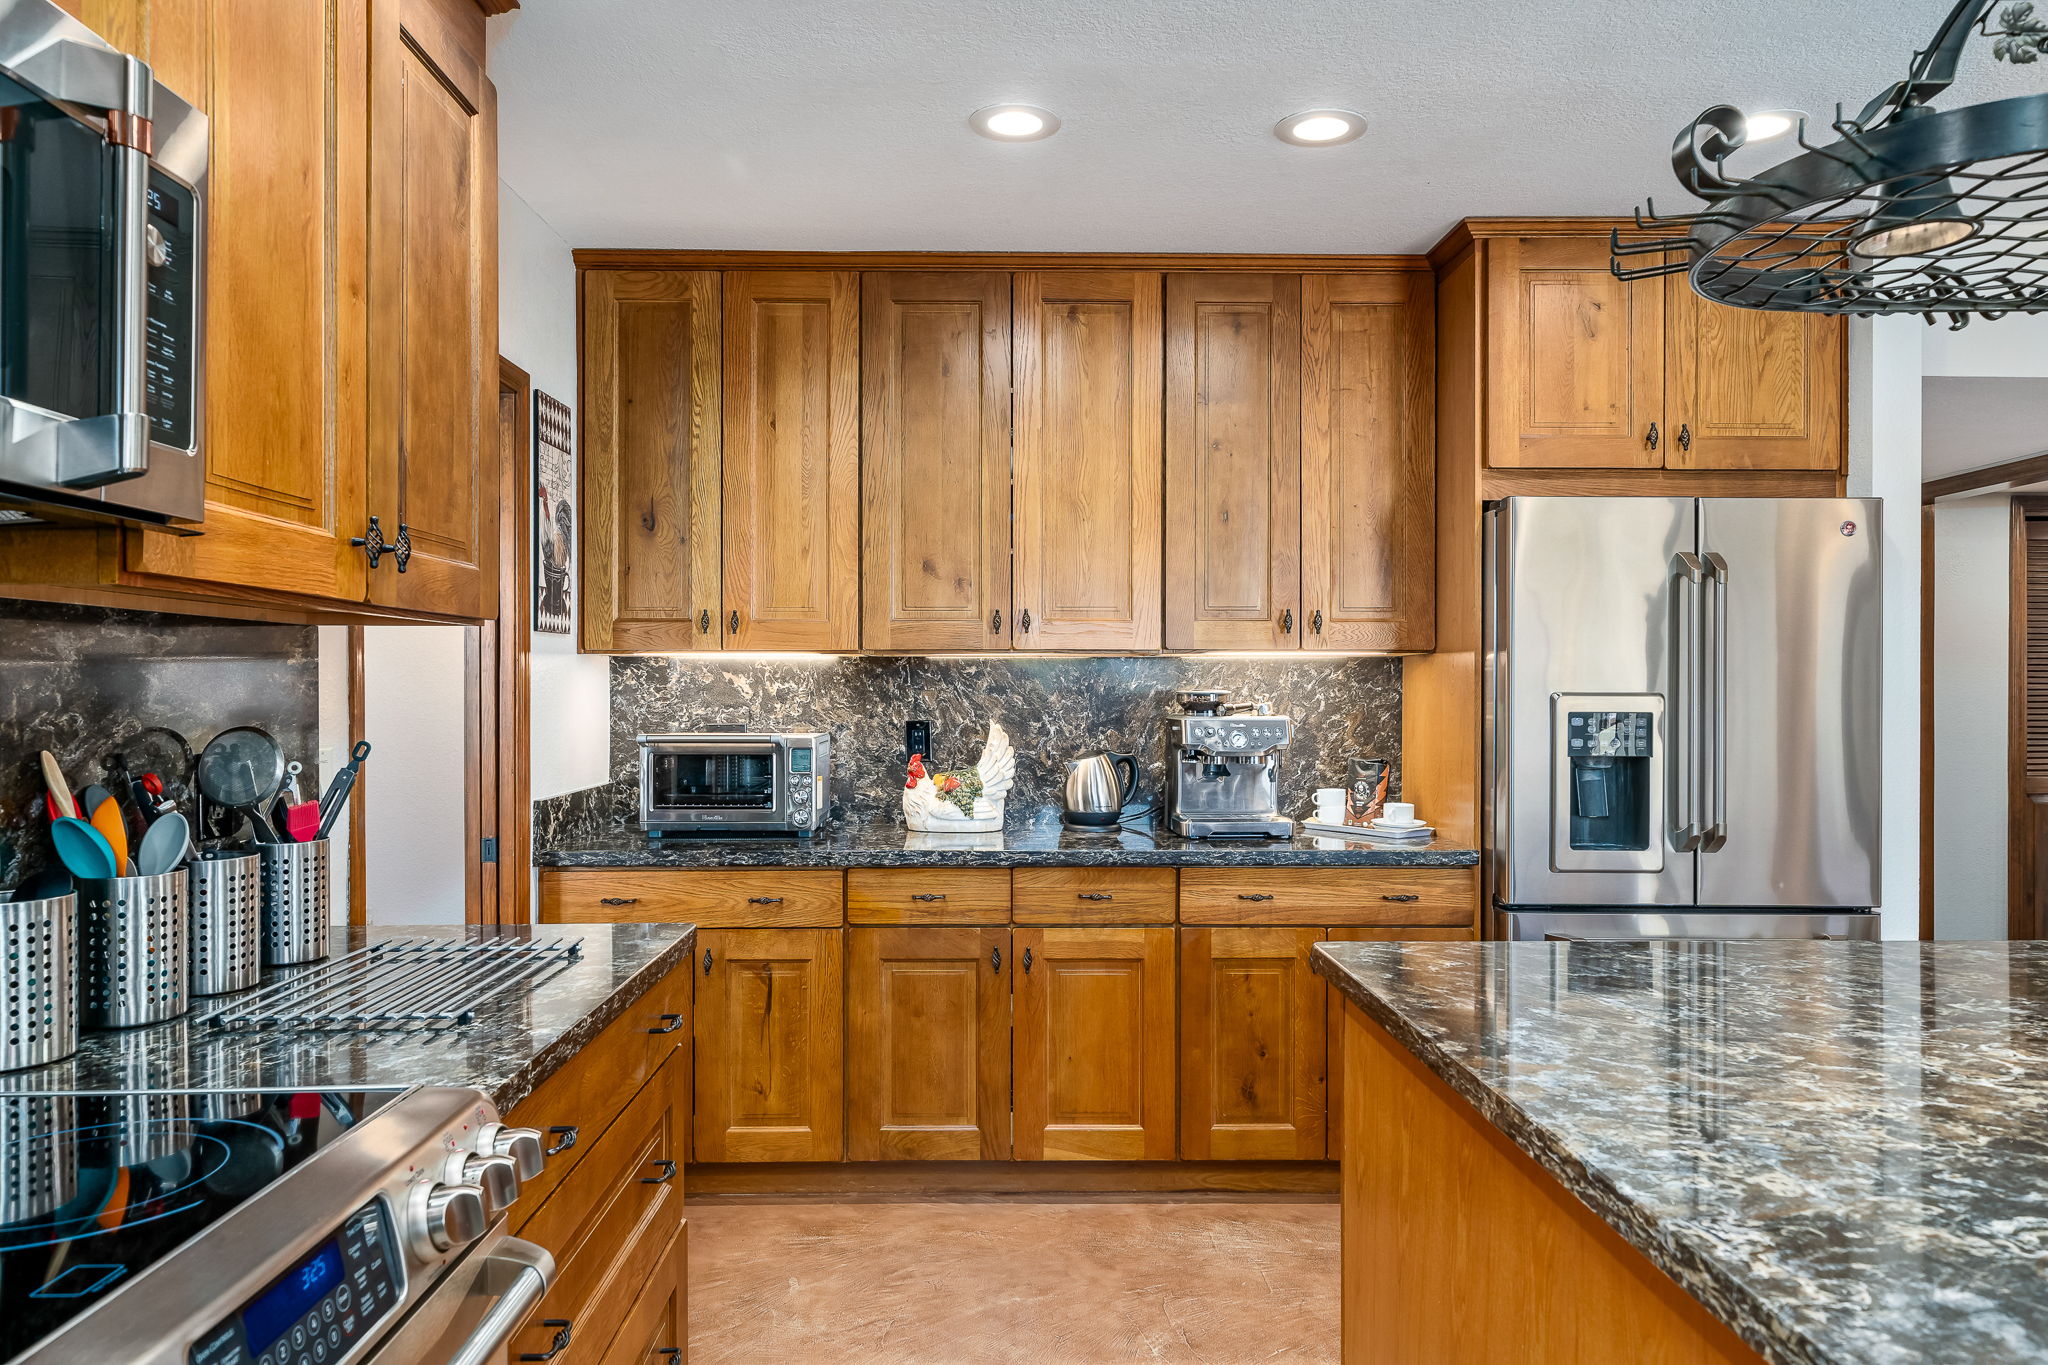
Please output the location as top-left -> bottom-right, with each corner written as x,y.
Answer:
419,1181 -> 488,1253
454,1152 -> 521,1218
478,1123 -> 546,1180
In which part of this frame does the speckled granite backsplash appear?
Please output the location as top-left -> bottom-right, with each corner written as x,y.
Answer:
534,655 -> 1401,844
0,599 -> 317,887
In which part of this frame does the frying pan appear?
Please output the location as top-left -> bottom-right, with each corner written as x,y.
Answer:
196,727 -> 286,843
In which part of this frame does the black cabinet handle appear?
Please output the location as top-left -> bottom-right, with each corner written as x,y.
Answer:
641,1159 -> 678,1185
1310,610 -> 1324,634
647,1013 -> 684,1035
1380,893 -> 1421,903
544,1125 -> 578,1155
1281,608 -> 1293,634
911,893 -> 947,902
599,897 -> 638,906
991,945 -> 1003,974
1677,423 -> 1693,452
657,1351 -> 682,1364
991,609 -> 1002,634
1238,893 -> 1276,902
349,515 -> 389,569
729,609 -> 740,635
1019,608 -> 1032,632
747,896 -> 783,905
702,948 -> 713,975
519,1319 -> 572,1362
392,522 -> 412,574
1022,947 -> 1033,974
1646,421 -> 1660,450
1077,892 -> 1114,902
698,609 -> 711,634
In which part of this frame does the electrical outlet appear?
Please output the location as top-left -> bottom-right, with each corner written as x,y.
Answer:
906,719 -> 932,767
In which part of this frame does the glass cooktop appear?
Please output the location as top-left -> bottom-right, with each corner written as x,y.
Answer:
0,1090 -> 396,1362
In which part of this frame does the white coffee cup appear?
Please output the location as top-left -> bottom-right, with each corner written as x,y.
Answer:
1312,788 -> 1345,807
1378,801 -> 1418,825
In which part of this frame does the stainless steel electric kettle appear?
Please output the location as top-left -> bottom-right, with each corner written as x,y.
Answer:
1062,751 -> 1138,828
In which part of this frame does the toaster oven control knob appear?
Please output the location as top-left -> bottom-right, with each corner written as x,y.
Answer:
478,1123 -> 546,1180
418,1181 -> 488,1253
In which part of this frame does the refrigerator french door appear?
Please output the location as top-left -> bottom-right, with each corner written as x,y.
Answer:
1486,497 -> 1881,939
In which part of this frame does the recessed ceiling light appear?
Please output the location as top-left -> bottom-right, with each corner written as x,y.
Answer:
1275,109 -> 1366,146
1744,110 -> 1806,142
970,104 -> 1060,142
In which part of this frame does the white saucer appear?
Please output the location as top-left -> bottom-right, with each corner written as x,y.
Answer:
1372,818 -> 1426,830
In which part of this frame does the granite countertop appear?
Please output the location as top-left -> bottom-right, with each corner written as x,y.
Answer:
537,811 -> 1479,869
3,923 -> 696,1112
1312,939 -> 2048,1365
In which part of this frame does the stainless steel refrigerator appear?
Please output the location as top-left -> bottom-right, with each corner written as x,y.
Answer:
1485,497 -> 1882,940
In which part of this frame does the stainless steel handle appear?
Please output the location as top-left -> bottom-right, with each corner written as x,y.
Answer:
102,138 -> 152,483
1671,552 -> 1705,853
1703,551 -> 1729,852
446,1239 -> 554,1365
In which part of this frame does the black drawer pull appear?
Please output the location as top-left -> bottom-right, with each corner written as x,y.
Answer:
747,896 -> 783,905
1238,893 -> 1276,902
911,893 -> 948,902
991,945 -> 1003,974
658,1351 -> 682,1364
641,1159 -> 678,1185
520,1319 -> 572,1362
647,1012 -> 684,1035
1022,947 -> 1033,974
1077,892 -> 1114,902
599,897 -> 638,906
1380,893 -> 1421,903
703,948 -> 713,975
545,1125 -> 578,1155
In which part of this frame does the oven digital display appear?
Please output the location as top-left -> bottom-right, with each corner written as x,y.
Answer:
242,1241 -> 345,1354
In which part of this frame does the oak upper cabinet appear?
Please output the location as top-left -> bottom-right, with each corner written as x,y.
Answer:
861,272 -> 1013,652
364,0 -> 499,617
723,270 -> 860,650
846,926 -> 1012,1161
1301,272 -> 1436,651
1663,273 -> 1844,471
1165,274 -> 1302,651
1013,271 -> 1164,652
119,0 -> 369,602
581,270 -> 724,651
693,927 -> 844,1162
1179,927 -> 1327,1161
1012,926 -> 1176,1161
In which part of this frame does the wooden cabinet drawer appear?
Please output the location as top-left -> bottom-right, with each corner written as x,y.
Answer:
506,960 -> 690,1226
1179,868 -> 1476,926
599,1221 -> 687,1365
510,1053 -> 686,1362
541,869 -> 844,927
1011,868 -> 1176,924
846,869 -> 1011,925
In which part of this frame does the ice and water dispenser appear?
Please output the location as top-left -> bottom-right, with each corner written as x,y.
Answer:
1550,695 -> 1664,873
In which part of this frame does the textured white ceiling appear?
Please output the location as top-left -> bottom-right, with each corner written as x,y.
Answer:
487,1 -> 2038,254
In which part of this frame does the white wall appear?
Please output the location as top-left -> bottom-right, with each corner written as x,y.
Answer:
1923,313 -> 2048,378
361,625 -> 470,923
500,179 -> 610,800
1932,495 -> 2011,940
1850,316 -> 1924,939
316,625 -> 353,918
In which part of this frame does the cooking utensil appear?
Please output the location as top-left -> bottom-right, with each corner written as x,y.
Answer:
11,866 -> 73,901
197,727 -> 286,846
114,728 -> 196,809
51,818 -> 119,881
285,761 -> 303,803
79,785 -> 113,817
1061,751 -> 1139,828
137,813 -> 191,878
39,752 -> 79,820
284,802 -> 320,844
89,797 -> 130,876
315,741 -> 371,839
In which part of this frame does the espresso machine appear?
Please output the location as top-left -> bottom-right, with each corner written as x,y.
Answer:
1162,690 -> 1294,839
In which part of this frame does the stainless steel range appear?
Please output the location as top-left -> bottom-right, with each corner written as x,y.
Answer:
2,1086 -> 552,1365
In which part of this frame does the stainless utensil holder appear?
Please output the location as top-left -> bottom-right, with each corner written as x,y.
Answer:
1,892 -> 77,1071
260,839 -> 331,965
80,870 -> 191,1029
190,851 -> 262,996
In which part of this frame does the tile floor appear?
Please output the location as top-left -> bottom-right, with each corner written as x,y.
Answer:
687,1196 -> 1340,1363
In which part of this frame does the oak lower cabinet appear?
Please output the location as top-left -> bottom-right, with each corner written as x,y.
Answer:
1012,926 -> 1177,1161
847,926 -> 1012,1160
692,927 -> 846,1162
1178,927 -> 1327,1161
1323,927 -> 1479,1162
599,1220 -> 688,1365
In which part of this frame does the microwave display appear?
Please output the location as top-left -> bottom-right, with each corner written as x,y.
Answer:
650,751 -> 775,809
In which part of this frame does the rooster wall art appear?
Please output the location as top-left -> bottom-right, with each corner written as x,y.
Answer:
902,723 -> 1016,832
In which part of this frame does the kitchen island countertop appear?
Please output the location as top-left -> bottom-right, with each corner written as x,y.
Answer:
537,812 -> 1478,869
1312,938 -> 2048,1365
3,922 -> 695,1111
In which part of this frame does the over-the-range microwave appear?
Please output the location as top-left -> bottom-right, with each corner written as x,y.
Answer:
0,0 -> 207,529
638,732 -> 833,837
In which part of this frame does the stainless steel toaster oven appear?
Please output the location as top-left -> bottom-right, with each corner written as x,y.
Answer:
637,731 -> 832,836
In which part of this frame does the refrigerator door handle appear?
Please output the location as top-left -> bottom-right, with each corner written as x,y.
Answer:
1702,550 -> 1730,852
1671,552 -> 1705,852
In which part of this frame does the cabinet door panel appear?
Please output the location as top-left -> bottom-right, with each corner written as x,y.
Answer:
723,270 -> 859,650
1013,271 -> 1163,652
693,928 -> 844,1162
1487,236 -> 1662,470
862,272 -> 1012,651
366,0 -> 497,616
1165,273 -> 1301,650
582,270 -> 722,651
125,0 -> 368,602
847,926 -> 1011,1161
1301,272 -> 1435,651
1323,926 -> 1476,1160
1180,927 -> 1327,1160
1013,926 -> 1175,1160
1666,281 -> 1844,471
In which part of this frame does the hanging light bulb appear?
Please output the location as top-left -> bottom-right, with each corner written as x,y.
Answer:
1848,107 -> 1981,259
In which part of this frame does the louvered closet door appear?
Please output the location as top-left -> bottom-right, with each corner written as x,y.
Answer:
2014,506 -> 2048,939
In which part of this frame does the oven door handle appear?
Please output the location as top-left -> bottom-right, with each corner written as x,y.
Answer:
443,1237 -> 555,1365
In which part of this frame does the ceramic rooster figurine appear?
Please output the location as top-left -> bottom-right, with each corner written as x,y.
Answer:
902,722 -> 1016,832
